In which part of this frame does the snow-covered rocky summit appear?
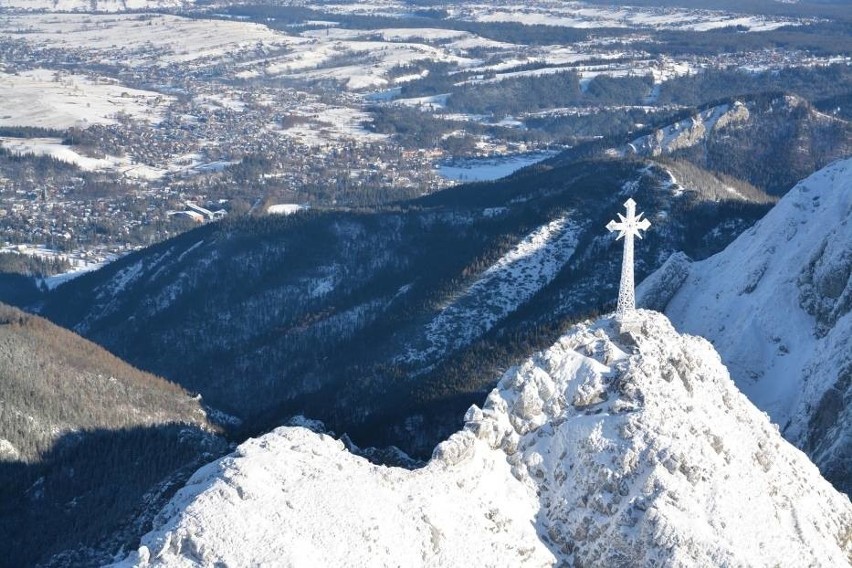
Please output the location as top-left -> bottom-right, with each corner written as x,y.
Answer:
116,312 -> 851,567
638,157 -> 852,494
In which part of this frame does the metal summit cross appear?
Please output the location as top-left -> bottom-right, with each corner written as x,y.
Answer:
606,198 -> 651,324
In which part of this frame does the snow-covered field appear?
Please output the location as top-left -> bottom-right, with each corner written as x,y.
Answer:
254,29 -> 477,91
266,203 -> 307,215
309,0 -> 807,32
0,13 -> 485,145
40,260 -> 110,289
275,104 -> 388,145
0,136 -> 167,179
0,4 -> 834,147
0,0 -> 188,11
0,0 -> 811,33
0,69 -> 169,130
1,5 -> 796,113
0,243 -> 128,289
0,134 -> 248,179
457,1 -> 805,31
0,13 -> 294,66
1,13 -> 483,91
438,150 -> 557,182
113,312 -> 852,567
0,2 -> 828,107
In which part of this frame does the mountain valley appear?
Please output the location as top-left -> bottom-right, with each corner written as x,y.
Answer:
34,155 -> 773,458
0,0 -> 849,565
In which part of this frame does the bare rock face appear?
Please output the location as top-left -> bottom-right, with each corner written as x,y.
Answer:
714,101 -> 751,130
625,95 -> 851,196
799,232 -> 852,335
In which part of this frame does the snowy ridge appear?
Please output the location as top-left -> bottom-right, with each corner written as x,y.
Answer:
626,102 -> 750,157
639,158 -> 852,493
403,216 -> 579,363
116,311 -> 851,567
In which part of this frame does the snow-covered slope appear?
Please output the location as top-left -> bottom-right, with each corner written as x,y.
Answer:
115,312 -> 851,567
403,216 -> 579,363
638,158 -> 852,494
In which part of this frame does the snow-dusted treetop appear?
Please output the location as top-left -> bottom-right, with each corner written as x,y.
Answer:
115,311 -> 851,567
607,198 -> 651,321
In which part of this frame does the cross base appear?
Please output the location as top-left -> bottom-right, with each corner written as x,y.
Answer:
615,313 -> 643,335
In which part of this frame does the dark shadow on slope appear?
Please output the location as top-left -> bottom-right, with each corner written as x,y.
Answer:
34,158 -> 772,464
0,425 -> 226,568
0,273 -> 43,309
805,361 -> 852,497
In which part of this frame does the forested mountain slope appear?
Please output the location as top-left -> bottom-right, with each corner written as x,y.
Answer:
0,303 -> 226,567
638,157 -> 852,495
636,95 -> 850,196
38,157 -> 771,457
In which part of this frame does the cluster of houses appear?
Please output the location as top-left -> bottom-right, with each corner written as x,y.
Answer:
1,8 -> 846,265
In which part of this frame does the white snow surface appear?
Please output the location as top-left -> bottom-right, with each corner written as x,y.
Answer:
116,311 -> 851,567
641,159 -> 852,448
459,2 -> 802,32
438,151 -> 558,182
41,260 -> 108,290
0,137 -> 166,179
0,14 -> 296,67
0,69 -> 170,130
266,203 -> 307,216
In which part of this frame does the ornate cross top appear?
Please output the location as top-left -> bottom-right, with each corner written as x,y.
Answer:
607,198 -> 651,319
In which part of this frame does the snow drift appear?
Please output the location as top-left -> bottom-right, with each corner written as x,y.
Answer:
638,157 -> 852,494
116,311 -> 851,567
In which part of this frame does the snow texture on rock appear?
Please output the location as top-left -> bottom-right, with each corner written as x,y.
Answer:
627,102 -> 750,157
642,158 -> 852,494
636,250 -> 692,312
115,311 -> 851,568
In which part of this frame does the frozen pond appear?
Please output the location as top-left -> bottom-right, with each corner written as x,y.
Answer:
438,151 -> 559,182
